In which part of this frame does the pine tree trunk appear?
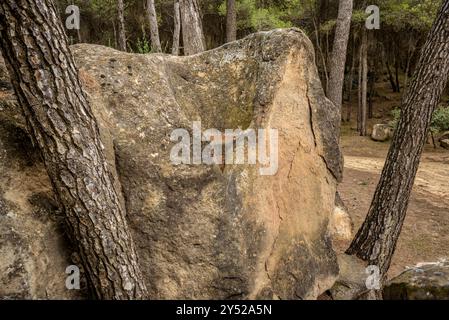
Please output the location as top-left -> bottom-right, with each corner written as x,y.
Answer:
172,0 -> 181,55
179,0 -> 205,55
146,0 -> 162,52
327,0 -> 353,113
346,34 -> 356,122
357,35 -> 362,133
226,0 -> 237,43
0,0 -> 148,299
117,0 -> 127,51
347,0 -> 449,277
360,30 -> 368,136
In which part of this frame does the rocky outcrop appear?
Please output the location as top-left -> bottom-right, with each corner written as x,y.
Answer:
371,124 -> 393,142
383,260 -> 449,300
0,28 -> 342,299
441,139 -> 449,150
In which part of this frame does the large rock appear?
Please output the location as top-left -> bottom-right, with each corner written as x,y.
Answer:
371,124 -> 393,142
441,139 -> 449,150
0,28 -> 342,299
438,131 -> 449,142
383,260 -> 449,300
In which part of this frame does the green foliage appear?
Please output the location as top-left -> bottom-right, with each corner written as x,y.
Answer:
389,108 -> 402,129
390,104 -> 449,133
219,0 -> 309,31
431,105 -> 449,133
135,36 -> 151,54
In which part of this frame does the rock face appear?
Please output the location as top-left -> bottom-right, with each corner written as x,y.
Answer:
371,124 -> 393,142
330,193 -> 353,244
0,28 -> 342,299
383,260 -> 449,300
441,139 -> 449,150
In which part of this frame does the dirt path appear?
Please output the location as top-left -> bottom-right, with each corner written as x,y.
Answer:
337,135 -> 449,278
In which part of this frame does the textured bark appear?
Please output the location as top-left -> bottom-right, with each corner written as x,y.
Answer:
346,35 -> 356,121
347,0 -> 449,277
146,0 -> 162,52
117,0 -> 127,51
179,0 -> 206,55
327,0 -> 353,113
0,0 -> 148,299
172,0 -> 181,55
359,30 -> 368,136
226,0 -> 237,43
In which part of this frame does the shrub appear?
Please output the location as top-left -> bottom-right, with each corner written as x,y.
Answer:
390,104 -> 449,133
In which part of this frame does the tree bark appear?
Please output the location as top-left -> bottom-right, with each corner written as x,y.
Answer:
146,0 -> 162,52
0,0 -> 148,299
360,30 -> 368,136
117,0 -> 127,51
327,0 -> 353,114
226,0 -> 237,43
172,0 -> 181,55
346,34 -> 356,121
347,0 -> 449,277
358,30 -> 368,136
357,34 -> 362,133
179,0 -> 206,55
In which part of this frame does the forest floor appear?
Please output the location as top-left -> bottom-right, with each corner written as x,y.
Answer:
337,81 -> 449,279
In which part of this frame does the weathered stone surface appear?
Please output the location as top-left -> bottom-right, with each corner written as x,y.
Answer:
383,260 -> 449,300
0,28 -> 342,299
438,131 -> 449,142
329,254 -> 369,300
330,193 -> 353,244
440,139 -> 449,150
371,124 -> 393,142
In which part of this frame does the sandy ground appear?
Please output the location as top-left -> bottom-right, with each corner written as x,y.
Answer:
337,132 -> 449,278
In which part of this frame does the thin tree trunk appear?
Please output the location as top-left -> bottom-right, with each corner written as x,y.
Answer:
357,29 -> 368,136
226,0 -> 237,43
360,30 -> 368,136
146,0 -> 162,52
368,67 -> 374,119
385,54 -> 398,92
395,58 -> 401,93
172,0 -> 181,55
347,0 -> 449,278
313,16 -> 329,91
357,34 -> 362,133
0,0 -> 148,299
179,0 -> 206,55
327,0 -> 353,114
404,36 -> 416,90
117,0 -> 127,51
346,35 -> 356,122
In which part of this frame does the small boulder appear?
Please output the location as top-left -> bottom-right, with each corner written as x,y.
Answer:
441,139 -> 449,150
371,124 -> 393,142
438,131 -> 449,142
383,260 -> 449,300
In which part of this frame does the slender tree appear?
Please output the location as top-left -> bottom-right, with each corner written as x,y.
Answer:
117,0 -> 127,51
327,0 -> 353,115
359,30 -> 368,136
179,0 -> 206,55
347,0 -> 449,277
172,0 -> 181,55
146,0 -> 162,52
226,0 -> 237,43
0,0 -> 148,299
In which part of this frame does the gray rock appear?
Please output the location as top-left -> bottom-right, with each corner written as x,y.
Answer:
371,124 -> 393,142
440,139 -> 449,150
0,28 -> 342,299
438,131 -> 449,142
383,260 -> 449,300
